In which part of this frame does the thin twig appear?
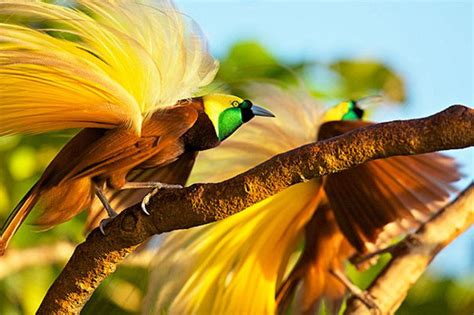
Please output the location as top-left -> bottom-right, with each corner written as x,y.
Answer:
344,183 -> 474,315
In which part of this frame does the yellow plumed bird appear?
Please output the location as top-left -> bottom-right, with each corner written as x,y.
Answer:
0,0 -> 274,254
146,83 -> 460,314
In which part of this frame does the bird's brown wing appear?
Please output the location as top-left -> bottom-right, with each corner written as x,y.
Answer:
275,121 -> 461,314
318,120 -> 461,252
84,151 -> 198,232
30,105 -> 197,228
57,105 -> 198,184
277,198 -> 353,315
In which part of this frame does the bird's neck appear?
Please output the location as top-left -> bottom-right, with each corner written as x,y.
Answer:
181,97 -> 221,151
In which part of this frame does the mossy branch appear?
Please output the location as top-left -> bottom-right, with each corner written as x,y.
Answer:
37,105 -> 473,314
344,183 -> 474,315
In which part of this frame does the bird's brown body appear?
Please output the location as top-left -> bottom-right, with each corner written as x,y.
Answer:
144,90 -> 462,314
0,98 -> 219,253
0,0 -> 278,257
276,120 -> 460,314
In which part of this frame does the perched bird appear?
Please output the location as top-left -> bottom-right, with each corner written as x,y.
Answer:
146,84 -> 460,314
0,0 -> 274,255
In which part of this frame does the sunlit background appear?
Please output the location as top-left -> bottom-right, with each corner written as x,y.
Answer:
179,0 -> 473,275
182,2 -> 473,314
0,1 -> 472,314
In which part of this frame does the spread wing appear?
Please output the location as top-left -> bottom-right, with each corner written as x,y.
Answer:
318,120 -> 461,252
0,0 -> 218,135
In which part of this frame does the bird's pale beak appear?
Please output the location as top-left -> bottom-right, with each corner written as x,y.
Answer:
251,105 -> 275,118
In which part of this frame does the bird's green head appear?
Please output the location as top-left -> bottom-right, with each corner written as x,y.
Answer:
322,99 -> 365,122
203,94 -> 275,141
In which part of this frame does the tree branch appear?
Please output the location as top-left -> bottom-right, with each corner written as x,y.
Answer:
344,183 -> 474,315
37,105 -> 473,314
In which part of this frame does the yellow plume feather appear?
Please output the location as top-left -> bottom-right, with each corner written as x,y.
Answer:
146,84 -> 460,314
145,83 -> 324,313
0,0 -> 218,135
146,181 -> 321,314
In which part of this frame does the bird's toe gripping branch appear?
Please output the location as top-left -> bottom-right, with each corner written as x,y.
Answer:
121,182 -> 184,215
330,268 -> 381,314
99,216 -> 118,235
141,189 -> 159,216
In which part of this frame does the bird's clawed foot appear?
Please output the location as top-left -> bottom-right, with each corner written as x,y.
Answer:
330,268 -> 381,314
121,181 -> 183,190
126,182 -> 183,215
99,214 -> 118,235
141,188 -> 158,215
351,290 -> 380,314
95,184 -> 119,235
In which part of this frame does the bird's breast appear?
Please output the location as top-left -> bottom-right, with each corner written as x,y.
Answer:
181,111 -> 220,151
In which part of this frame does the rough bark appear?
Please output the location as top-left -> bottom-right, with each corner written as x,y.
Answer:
37,105 -> 473,314
344,183 -> 474,315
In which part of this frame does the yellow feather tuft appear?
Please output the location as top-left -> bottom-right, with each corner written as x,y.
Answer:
146,83 -> 324,313
0,0 -> 218,135
146,181 -> 322,314
191,83 -> 323,182
322,101 -> 351,122
202,94 -> 244,135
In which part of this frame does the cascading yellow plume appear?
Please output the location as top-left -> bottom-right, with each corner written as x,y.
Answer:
145,83 -> 460,314
0,0 -> 218,135
0,0 -> 223,255
144,83 -> 324,314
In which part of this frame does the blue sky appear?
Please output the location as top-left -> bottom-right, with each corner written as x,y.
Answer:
177,0 -> 473,277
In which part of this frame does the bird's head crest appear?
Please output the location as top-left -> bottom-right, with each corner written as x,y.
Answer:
202,94 -> 274,141
323,95 -> 383,122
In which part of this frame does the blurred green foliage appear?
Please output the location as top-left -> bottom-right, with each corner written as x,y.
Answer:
399,275 -> 474,315
0,39 -> 471,315
211,40 -> 405,104
330,60 -> 405,102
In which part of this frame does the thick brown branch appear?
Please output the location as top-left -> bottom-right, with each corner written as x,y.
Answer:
37,105 -> 473,314
344,183 -> 474,315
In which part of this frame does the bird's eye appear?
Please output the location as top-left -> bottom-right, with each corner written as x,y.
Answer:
239,100 -> 252,109
231,100 -> 239,107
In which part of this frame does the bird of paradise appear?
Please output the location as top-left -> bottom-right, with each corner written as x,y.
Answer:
0,0 -> 274,254
146,83 -> 459,314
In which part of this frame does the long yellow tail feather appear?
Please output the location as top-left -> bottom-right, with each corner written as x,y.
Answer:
146,84 -> 461,314
146,84 -> 323,313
